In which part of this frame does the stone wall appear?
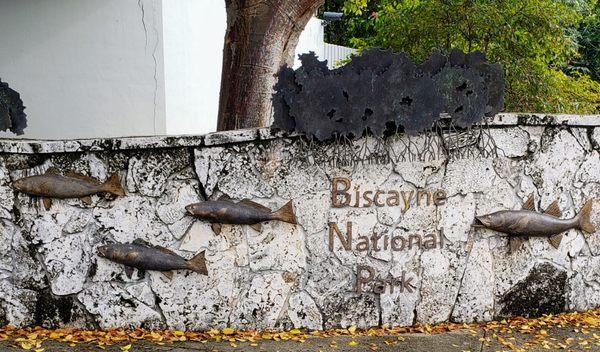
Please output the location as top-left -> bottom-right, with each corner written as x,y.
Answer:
0,113 -> 599,330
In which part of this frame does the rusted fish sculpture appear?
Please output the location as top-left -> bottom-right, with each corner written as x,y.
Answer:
185,197 -> 297,234
97,240 -> 208,279
12,167 -> 125,210
472,195 -> 595,252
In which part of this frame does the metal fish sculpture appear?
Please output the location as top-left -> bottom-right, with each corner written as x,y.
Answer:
12,167 -> 125,210
472,195 -> 595,252
97,240 -> 208,279
185,197 -> 297,234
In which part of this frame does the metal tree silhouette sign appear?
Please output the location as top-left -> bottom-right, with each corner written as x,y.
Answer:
0,79 -> 27,135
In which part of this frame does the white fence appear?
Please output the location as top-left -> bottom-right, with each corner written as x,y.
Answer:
323,43 -> 357,69
294,18 -> 357,70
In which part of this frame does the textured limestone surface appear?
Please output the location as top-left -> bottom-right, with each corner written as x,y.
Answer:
0,116 -> 599,330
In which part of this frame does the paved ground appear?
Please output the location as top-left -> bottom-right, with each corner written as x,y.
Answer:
1,326 -> 599,351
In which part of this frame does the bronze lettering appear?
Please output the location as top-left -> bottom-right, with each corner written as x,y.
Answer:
409,234 -> 422,250
332,178 -> 351,207
423,233 -> 437,249
401,190 -> 414,213
373,279 -> 386,294
356,236 -> 370,251
354,188 -> 360,207
433,189 -> 447,206
417,190 -> 431,206
362,191 -> 374,207
391,235 -> 406,251
373,190 -> 385,207
328,222 -> 352,251
355,268 -> 416,294
356,265 -> 374,293
386,191 -> 400,206
389,276 -> 400,294
371,233 -> 382,251
400,271 -> 415,293
330,179 -> 446,211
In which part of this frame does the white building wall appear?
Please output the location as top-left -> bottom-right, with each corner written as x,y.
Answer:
0,0 -> 165,140
294,19 -> 356,69
294,17 -> 325,69
162,0 -> 226,135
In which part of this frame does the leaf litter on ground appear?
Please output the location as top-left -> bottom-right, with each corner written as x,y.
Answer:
2,308 -> 600,350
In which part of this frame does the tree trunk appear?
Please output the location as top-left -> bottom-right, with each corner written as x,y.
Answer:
217,0 -> 324,131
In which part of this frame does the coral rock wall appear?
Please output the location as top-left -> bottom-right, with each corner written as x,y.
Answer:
0,114 -> 599,330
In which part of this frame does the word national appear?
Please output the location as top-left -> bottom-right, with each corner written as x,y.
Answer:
331,177 -> 447,213
328,222 -> 442,252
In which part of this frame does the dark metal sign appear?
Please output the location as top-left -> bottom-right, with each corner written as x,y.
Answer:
0,78 -> 27,135
273,49 -> 504,141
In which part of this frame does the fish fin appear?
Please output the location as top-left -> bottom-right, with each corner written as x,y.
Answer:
548,234 -> 563,249
218,194 -> 233,202
42,198 -> 52,210
544,201 -> 562,218
67,171 -> 100,184
81,196 -> 92,205
155,245 -> 179,257
187,251 -> 208,275
45,167 -> 60,175
272,200 -> 297,224
522,194 -> 535,211
239,199 -> 271,212
124,266 -> 134,279
249,223 -> 262,232
163,271 -> 174,280
132,238 -> 151,247
509,237 -> 526,253
211,223 -> 222,235
101,172 -> 125,197
577,199 -> 596,234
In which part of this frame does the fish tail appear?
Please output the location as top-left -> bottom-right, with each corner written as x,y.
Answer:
577,199 -> 595,234
187,251 -> 208,275
102,172 -> 125,196
272,200 -> 297,224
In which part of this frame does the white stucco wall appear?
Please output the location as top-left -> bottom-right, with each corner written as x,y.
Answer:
162,0 -> 226,135
294,17 -> 325,69
294,18 -> 356,69
0,0 -> 165,140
